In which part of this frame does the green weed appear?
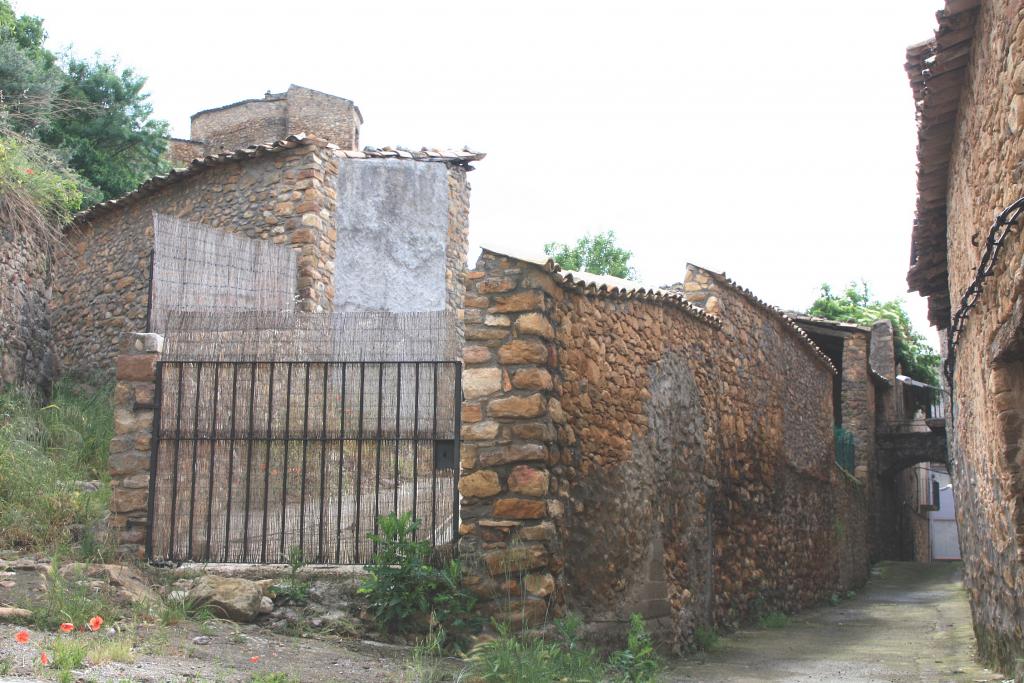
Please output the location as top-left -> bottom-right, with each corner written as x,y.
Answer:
758,611 -> 790,629
465,615 -> 606,683
86,636 -> 135,665
0,381 -> 113,555
693,625 -> 719,652
250,673 -> 300,683
26,560 -> 122,631
51,636 -> 88,671
608,613 -> 660,682
158,594 -> 214,626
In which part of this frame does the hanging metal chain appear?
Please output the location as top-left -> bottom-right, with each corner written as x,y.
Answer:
944,196 -> 1024,382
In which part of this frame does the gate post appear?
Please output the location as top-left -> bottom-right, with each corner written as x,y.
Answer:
108,332 -> 162,559
459,249 -> 564,627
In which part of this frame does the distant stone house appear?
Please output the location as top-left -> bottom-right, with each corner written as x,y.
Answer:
790,314 -> 951,563
51,86 -> 482,377
906,0 -> 1024,677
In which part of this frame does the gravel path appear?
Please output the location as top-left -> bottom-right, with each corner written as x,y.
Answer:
665,561 -> 1009,682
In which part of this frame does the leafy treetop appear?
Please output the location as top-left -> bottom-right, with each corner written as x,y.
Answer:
544,230 -> 637,280
807,281 -> 941,388
0,0 -> 168,204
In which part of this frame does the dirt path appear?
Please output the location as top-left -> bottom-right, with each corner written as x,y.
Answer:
665,561 -> 1008,682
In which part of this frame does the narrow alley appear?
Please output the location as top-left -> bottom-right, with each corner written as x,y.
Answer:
667,562 -> 1006,682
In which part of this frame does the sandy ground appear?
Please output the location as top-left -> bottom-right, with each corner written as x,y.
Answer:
0,618 -> 421,682
666,561 -> 1010,682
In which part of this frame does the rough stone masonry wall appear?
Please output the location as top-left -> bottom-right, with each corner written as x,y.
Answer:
52,141 -> 337,378
0,219 -> 54,390
107,333 -> 161,558
939,0 -> 1024,674
285,87 -> 360,151
191,98 -> 288,153
459,251 -> 870,649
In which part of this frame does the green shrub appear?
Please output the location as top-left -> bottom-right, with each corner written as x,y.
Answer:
359,513 -> 478,642
0,380 -> 113,554
609,613 -> 660,682
0,129 -> 86,226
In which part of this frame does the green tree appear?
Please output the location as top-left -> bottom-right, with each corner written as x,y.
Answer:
807,281 -> 941,387
0,0 -> 168,203
544,230 -> 637,279
39,57 -> 169,200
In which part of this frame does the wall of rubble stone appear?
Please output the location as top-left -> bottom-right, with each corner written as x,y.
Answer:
191,97 -> 288,154
934,0 -> 1024,674
0,220 -> 53,390
52,140 -> 337,378
459,250 -> 870,649
108,333 -> 161,558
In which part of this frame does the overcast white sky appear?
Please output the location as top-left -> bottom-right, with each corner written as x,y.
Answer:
20,0 -> 942,343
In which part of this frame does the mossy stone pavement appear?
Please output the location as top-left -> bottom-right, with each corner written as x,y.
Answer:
667,561 -> 1010,682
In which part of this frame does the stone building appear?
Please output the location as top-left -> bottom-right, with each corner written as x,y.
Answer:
790,315 -> 950,563
52,86 -> 479,378
167,85 -> 362,166
907,0 -> 1024,676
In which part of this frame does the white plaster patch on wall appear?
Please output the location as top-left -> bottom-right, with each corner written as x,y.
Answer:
333,159 -> 449,312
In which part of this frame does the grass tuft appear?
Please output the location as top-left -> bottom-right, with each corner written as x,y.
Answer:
0,380 -> 113,555
86,636 -> 135,665
758,611 -> 790,629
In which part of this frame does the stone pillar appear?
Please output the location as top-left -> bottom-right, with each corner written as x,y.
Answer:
841,333 -> 875,483
108,333 -> 162,559
459,250 -> 562,626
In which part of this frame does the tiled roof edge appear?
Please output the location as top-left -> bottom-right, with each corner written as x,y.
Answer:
73,134 -> 485,225
691,265 -> 838,375
479,246 -> 722,328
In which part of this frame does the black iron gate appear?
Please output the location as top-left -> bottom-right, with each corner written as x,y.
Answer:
146,360 -> 461,564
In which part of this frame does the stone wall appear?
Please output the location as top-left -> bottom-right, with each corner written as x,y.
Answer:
191,97 -> 288,154
459,250 -> 870,650
924,0 -> 1024,674
0,219 -> 53,389
189,86 -> 360,155
285,86 -> 360,152
108,333 -> 161,559
832,468 -> 870,591
167,138 -> 205,168
52,139 -> 337,378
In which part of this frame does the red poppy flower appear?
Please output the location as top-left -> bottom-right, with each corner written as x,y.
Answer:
23,168 -> 34,175
59,623 -> 74,633
14,629 -> 29,644
40,651 -> 49,666
250,656 -> 260,663
88,615 -> 103,631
